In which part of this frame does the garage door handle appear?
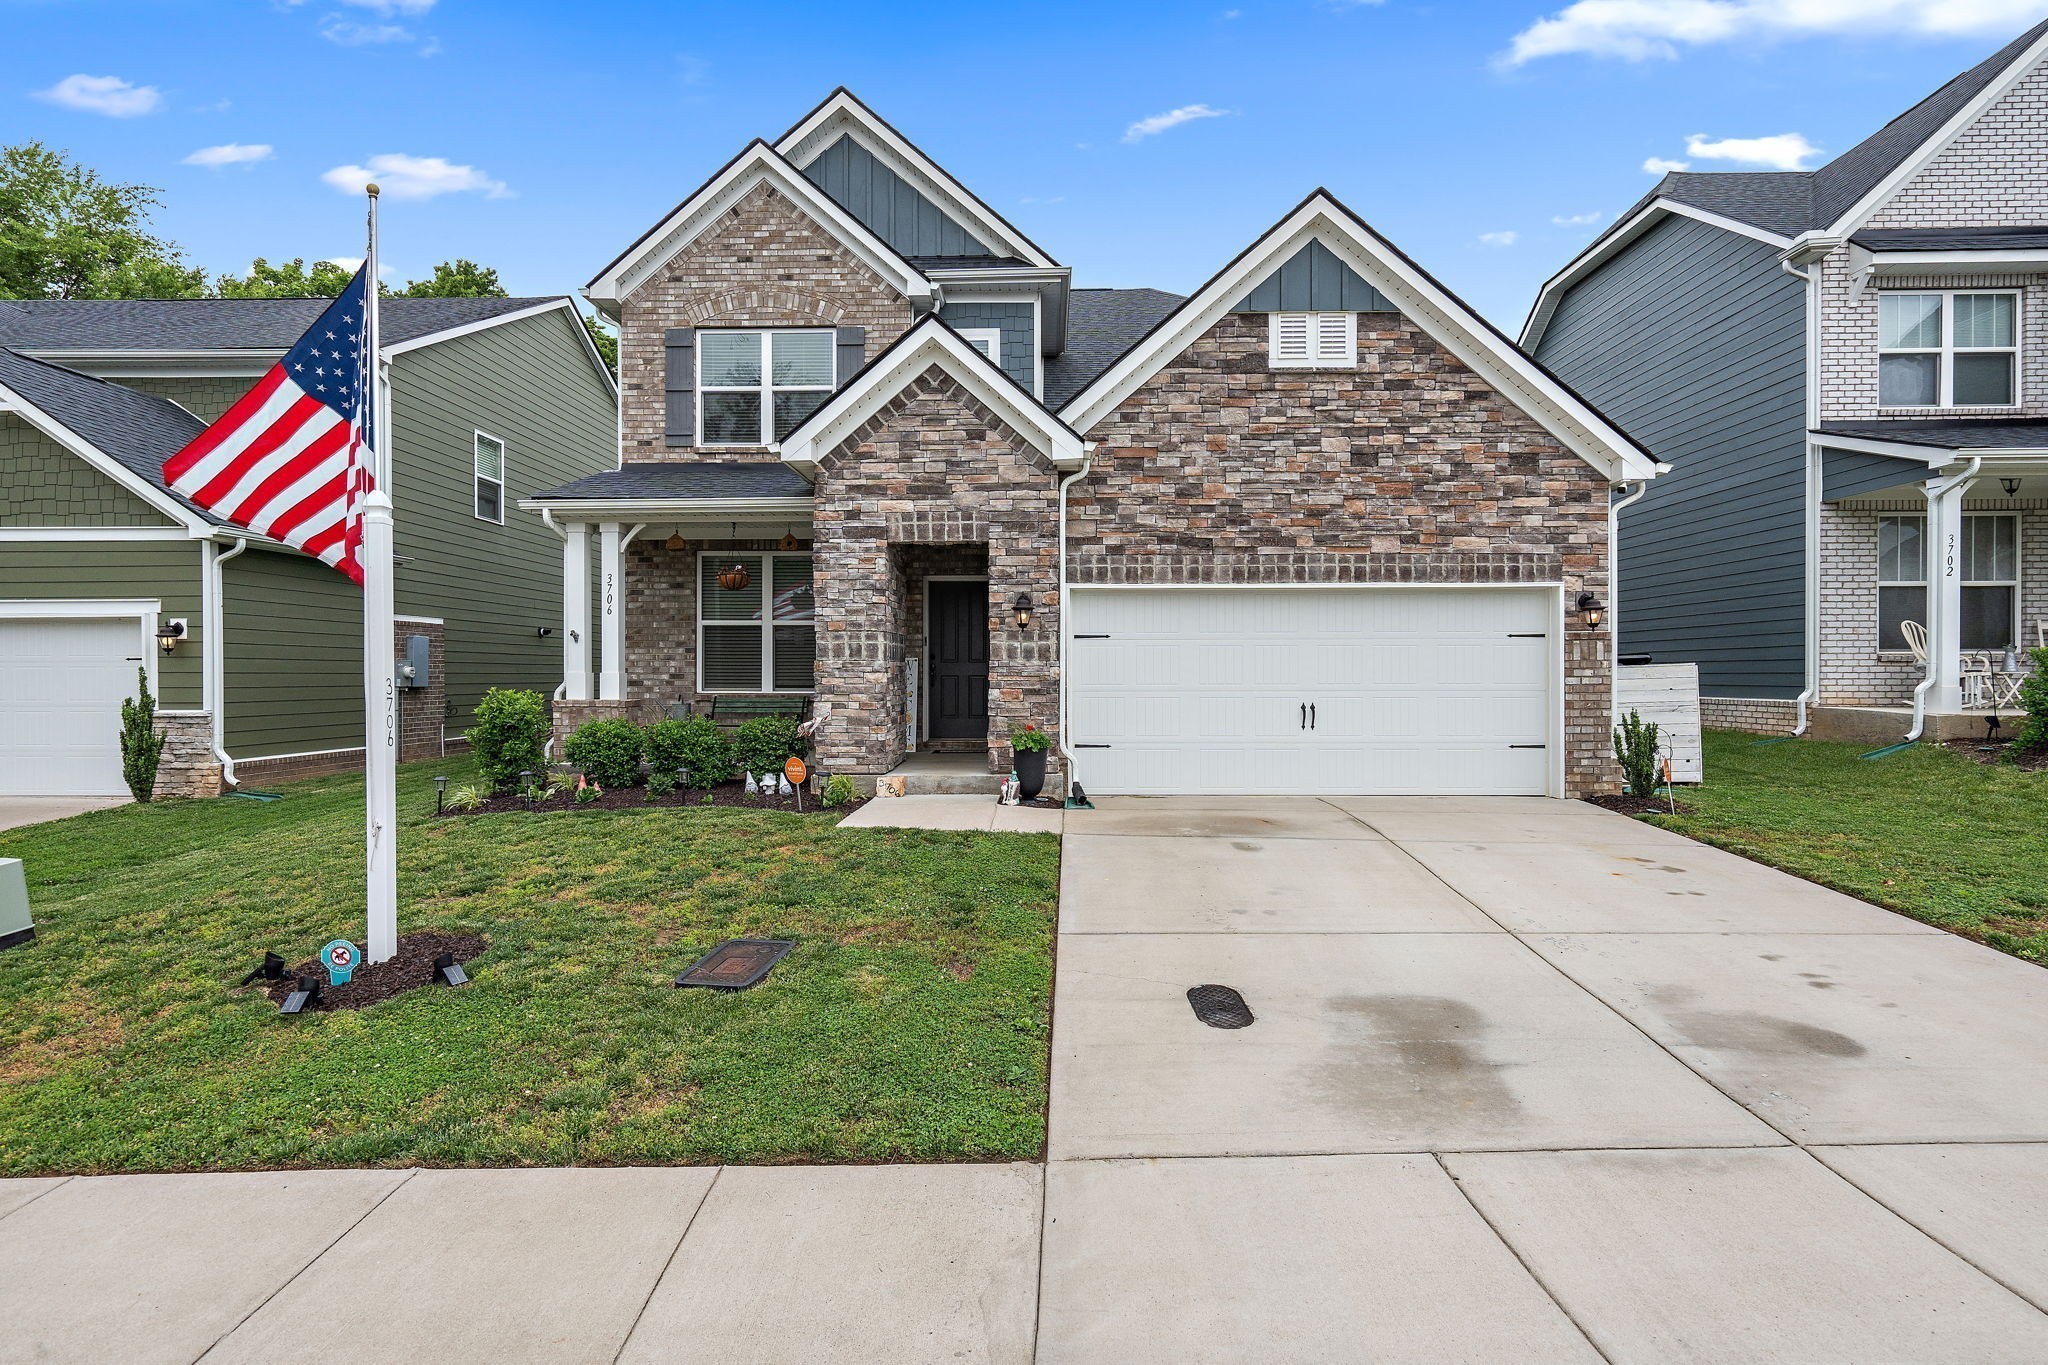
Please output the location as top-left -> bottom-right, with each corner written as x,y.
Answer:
1073,634 -> 1111,639
1507,633 -> 1547,639
1510,744 -> 1547,749
1075,743 -> 1112,749
1300,703 -> 1307,730
1310,703 -> 1317,729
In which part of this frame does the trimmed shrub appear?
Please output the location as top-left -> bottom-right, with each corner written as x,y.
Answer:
648,715 -> 735,789
2008,647 -> 2048,761
733,714 -> 806,779
564,718 -> 644,788
466,688 -> 551,793
118,667 -> 167,802
822,773 -> 859,808
1612,708 -> 1663,798
645,770 -> 680,800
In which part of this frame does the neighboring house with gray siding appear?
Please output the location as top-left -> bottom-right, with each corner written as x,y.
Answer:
0,296 -> 615,797
1525,18 -> 2048,743
525,90 -> 1661,801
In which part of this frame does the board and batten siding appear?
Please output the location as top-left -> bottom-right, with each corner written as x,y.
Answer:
1,415 -> 176,527
386,306 -> 616,729
222,546 -> 362,757
119,376 -> 254,424
0,541 -> 205,707
800,133 -> 993,259
1535,213 -> 1808,699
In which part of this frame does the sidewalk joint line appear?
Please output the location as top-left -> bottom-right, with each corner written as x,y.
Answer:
0,1175 -> 73,1225
612,1166 -> 723,1365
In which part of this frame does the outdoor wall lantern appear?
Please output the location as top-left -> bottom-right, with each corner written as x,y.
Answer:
157,618 -> 187,653
1576,593 -> 1607,629
1013,593 -> 1035,630
2003,477 -> 2023,498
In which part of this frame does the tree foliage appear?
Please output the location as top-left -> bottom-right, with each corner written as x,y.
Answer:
118,667 -> 168,802
399,258 -> 505,298
214,257 -> 360,298
0,141 -> 205,299
581,311 -> 619,375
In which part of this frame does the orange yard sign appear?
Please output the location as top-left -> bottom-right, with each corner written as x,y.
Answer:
784,756 -> 808,787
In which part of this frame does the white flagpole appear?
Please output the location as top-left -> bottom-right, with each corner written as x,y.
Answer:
362,184 -> 399,964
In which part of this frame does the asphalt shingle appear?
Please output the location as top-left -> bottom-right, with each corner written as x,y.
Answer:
1043,287 -> 1185,411
530,462 -> 815,502
0,348 -> 216,521
0,295 -> 561,353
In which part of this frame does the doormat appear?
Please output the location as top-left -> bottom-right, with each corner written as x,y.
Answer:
675,939 -> 794,991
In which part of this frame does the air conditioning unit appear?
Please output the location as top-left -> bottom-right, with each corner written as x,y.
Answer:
0,858 -> 32,951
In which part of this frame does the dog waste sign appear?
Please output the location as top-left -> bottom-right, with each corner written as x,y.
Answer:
319,939 -> 359,986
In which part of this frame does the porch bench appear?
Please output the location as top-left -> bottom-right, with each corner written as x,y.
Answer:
669,696 -> 811,731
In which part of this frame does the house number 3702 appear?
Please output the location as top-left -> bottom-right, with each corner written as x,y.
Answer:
1946,532 -> 1958,579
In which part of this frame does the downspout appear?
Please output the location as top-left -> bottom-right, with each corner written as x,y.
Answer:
539,508 -> 570,704
1906,456 -> 1982,742
1055,446 -> 1096,796
204,534 -> 250,787
1608,480 -> 1649,652
1781,253 -> 1821,735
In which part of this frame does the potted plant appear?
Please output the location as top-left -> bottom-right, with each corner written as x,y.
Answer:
1009,723 -> 1053,800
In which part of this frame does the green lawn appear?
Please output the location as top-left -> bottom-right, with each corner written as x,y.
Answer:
0,762 -> 1059,1176
1653,730 -> 2048,964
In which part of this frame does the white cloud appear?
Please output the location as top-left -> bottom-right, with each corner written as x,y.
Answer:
321,19 -> 413,44
321,153 -> 510,200
1643,155 -> 1692,173
324,256 -> 364,271
1684,130 -> 1823,169
34,74 -> 162,117
1506,0 -> 2048,65
1479,230 -> 1520,247
183,143 -> 275,168
1123,103 -> 1234,142
1552,211 -> 1603,226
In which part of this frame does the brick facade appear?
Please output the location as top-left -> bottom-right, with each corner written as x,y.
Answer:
395,617 -> 446,762
1700,696 -> 1800,734
1070,311 -> 1617,796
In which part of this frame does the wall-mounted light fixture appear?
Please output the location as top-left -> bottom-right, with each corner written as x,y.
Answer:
157,618 -> 187,654
1575,592 -> 1606,629
2003,477 -> 2023,499
1013,593 -> 1035,630
536,626 -> 554,640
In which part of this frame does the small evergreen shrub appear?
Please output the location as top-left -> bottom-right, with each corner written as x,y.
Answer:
822,773 -> 859,808
118,667 -> 166,802
1613,708 -> 1663,798
650,715 -> 735,788
564,718 -> 644,788
733,715 -> 806,779
2007,647 -> 2048,761
645,770 -> 679,800
467,688 -> 550,793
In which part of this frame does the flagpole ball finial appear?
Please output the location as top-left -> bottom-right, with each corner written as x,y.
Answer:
366,182 -> 381,197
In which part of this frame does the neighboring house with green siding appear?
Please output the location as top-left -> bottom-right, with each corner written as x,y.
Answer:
0,296 -> 615,796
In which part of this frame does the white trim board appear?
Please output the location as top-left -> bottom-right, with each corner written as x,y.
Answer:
1059,190 -> 1661,484
0,526 -> 189,542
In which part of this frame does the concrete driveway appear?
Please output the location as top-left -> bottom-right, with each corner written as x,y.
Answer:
0,796 -> 127,833
1042,796 -> 2048,1362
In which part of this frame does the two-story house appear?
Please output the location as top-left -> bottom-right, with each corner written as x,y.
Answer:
1,296 -> 616,796
527,91 -> 1661,798
1525,19 -> 2048,745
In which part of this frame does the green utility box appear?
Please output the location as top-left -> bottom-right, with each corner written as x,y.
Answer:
0,858 -> 31,950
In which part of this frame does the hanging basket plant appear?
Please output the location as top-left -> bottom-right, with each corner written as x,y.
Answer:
718,562 -> 753,592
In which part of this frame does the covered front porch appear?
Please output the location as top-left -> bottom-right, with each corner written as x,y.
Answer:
1814,424 -> 2045,737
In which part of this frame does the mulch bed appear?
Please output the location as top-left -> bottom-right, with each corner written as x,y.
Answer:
1941,738 -> 2048,771
261,932 -> 486,1012
1583,793 -> 1694,817
443,783 -> 866,817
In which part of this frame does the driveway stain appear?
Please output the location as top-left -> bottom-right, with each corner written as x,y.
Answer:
1673,1010 -> 1867,1058
1306,995 -> 1524,1125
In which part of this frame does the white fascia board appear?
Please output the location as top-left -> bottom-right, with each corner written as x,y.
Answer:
773,92 -> 1059,270
516,495 -> 813,520
16,350 -> 276,379
779,320 -> 1083,478
586,143 -> 932,312
0,377 -> 213,533
382,298 -> 618,399
1065,193 -> 1661,484
1521,199 -> 1793,349
1830,31 -> 2048,239
0,526 -> 192,542
937,272 -> 1072,356
1869,248 -> 2048,272
1809,431 -> 1953,464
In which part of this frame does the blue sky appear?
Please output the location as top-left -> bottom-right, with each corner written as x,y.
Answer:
12,0 -> 2048,327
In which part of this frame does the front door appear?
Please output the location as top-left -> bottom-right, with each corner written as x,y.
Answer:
928,580 -> 990,741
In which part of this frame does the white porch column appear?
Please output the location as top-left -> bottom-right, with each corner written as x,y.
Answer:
1927,474 -> 1974,713
598,521 -> 625,702
562,521 -> 592,701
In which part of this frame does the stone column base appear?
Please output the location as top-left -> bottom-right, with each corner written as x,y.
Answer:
153,711 -> 224,799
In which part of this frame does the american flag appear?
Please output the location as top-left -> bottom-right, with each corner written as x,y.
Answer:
162,267 -> 377,585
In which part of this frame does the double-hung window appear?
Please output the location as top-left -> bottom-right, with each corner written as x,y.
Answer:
1875,513 -> 2020,652
1269,312 -> 1357,368
473,431 -> 505,523
698,329 -> 835,446
1878,293 -> 2019,408
698,552 -> 815,692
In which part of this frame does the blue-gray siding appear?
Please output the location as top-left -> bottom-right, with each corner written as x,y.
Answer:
1536,213 -> 1808,699
1232,241 -> 1396,313
802,134 -> 992,259
937,302 -> 1035,390
1822,449 -> 1930,500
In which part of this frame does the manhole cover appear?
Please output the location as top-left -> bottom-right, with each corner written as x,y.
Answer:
1187,984 -> 1255,1029
675,939 -> 794,991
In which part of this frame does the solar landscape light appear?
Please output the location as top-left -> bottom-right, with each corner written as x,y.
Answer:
434,774 -> 448,814
239,951 -> 287,985
432,951 -> 468,986
279,975 -> 323,1015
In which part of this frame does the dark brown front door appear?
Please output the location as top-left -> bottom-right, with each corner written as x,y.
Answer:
928,580 -> 989,741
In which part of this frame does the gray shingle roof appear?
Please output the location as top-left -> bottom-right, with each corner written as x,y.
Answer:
1817,418 -> 2048,450
0,295 -> 561,353
1043,287 -> 1186,410
1851,226 -> 2048,251
0,348 -> 216,522
530,462 -> 815,502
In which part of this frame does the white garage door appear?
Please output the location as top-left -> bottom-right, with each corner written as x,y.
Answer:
0,616 -> 150,796
1068,587 -> 1558,797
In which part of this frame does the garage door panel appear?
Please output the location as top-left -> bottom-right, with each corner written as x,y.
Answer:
1,616 -> 145,796
1068,588 -> 1556,797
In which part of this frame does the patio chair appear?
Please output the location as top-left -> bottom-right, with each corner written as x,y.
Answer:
1901,620 -> 1928,663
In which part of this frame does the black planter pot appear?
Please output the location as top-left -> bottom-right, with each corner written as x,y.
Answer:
1014,748 -> 1047,801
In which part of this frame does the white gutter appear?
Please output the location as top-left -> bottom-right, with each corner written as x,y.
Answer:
1906,456 -> 1982,743
203,534 -> 250,786
1055,446 -> 1096,797
1781,253 -> 1822,735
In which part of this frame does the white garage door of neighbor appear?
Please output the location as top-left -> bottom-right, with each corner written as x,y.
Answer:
1067,587 -> 1558,797
0,616 -> 149,796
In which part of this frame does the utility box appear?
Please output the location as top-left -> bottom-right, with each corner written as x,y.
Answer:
399,634 -> 431,690
0,858 -> 32,950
